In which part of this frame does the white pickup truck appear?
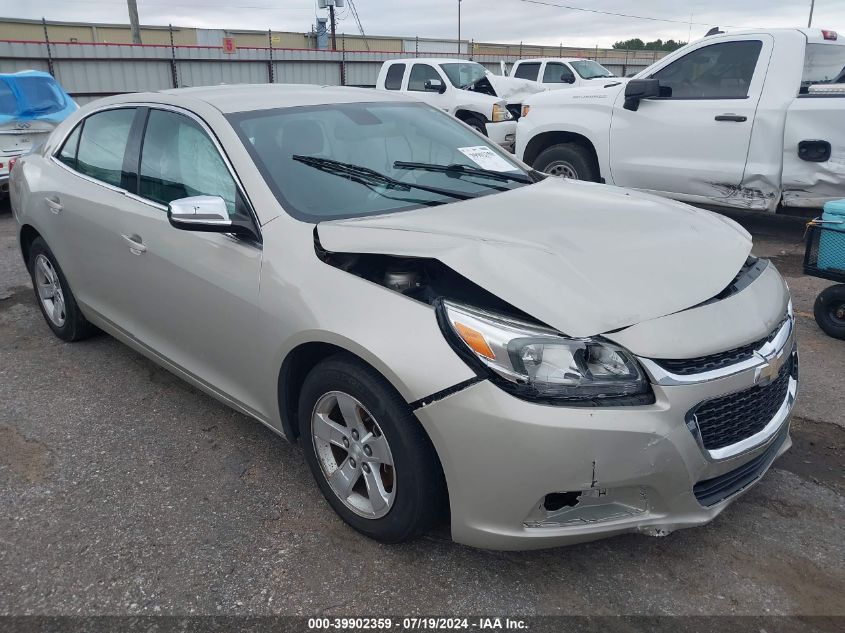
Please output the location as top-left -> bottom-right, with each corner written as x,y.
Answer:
510,58 -> 617,89
376,58 -> 544,151
516,28 -> 845,212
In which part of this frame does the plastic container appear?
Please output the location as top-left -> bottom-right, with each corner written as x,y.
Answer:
818,199 -> 845,272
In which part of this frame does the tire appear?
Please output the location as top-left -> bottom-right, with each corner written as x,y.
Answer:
298,354 -> 446,543
533,142 -> 598,181
813,284 -> 845,340
28,237 -> 98,342
462,114 -> 488,137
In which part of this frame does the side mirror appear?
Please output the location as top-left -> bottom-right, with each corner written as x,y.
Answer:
561,74 -> 575,84
623,79 -> 661,111
167,195 -> 258,241
424,78 -> 447,94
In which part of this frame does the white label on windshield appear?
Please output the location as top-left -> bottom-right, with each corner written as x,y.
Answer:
457,146 -> 516,172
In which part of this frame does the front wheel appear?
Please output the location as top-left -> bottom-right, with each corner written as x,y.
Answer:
814,284 -> 845,340
461,114 -> 488,136
299,354 -> 446,543
533,143 -> 598,181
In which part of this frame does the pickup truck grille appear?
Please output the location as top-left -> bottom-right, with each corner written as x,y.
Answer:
688,353 -> 793,451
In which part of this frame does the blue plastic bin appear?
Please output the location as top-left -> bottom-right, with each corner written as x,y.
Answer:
818,199 -> 845,272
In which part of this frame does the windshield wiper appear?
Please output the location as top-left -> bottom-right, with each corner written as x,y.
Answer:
394,161 -> 533,184
292,155 -> 474,201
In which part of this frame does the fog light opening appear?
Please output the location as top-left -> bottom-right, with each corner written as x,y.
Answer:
543,491 -> 582,512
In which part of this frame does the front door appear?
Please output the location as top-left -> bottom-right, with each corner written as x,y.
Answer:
115,106 -> 263,411
609,36 -> 773,206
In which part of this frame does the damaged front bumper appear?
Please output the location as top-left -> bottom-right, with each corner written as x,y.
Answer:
485,120 -> 517,152
414,317 -> 797,550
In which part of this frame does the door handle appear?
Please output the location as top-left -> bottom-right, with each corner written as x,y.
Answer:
121,234 -> 147,254
715,114 -> 747,122
45,196 -> 63,213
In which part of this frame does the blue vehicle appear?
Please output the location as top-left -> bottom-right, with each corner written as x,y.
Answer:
1,70 -> 77,197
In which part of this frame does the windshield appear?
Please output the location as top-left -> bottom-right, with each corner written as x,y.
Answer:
570,60 -> 614,79
440,62 -> 488,88
802,43 -> 845,87
228,102 -> 530,222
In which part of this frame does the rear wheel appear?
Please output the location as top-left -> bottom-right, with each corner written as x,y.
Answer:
814,284 -> 845,340
533,143 -> 598,181
299,354 -> 446,543
28,237 -> 97,342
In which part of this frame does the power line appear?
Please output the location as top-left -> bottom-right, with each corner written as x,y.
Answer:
512,0 -> 749,28
347,0 -> 369,50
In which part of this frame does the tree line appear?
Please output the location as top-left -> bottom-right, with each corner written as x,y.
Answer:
612,38 -> 686,51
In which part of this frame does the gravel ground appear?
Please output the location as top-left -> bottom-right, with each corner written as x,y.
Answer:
1,202 -> 843,617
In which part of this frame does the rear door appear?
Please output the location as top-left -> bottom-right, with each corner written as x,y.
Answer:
609,35 -> 774,206
38,106 -> 139,325
112,106 -> 263,409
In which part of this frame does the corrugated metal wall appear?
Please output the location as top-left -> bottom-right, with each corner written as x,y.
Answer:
0,39 -> 661,103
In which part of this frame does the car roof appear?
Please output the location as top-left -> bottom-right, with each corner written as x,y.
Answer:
104,83 -> 414,114
386,58 -> 486,65
515,58 -> 586,63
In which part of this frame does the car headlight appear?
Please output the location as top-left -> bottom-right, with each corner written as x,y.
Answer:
491,103 -> 512,122
437,300 -> 651,404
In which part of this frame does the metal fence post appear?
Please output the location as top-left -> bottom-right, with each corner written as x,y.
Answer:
169,23 -> 178,88
415,36 -> 418,58
41,17 -> 55,77
267,28 -> 274,83
340,34 -> 346,86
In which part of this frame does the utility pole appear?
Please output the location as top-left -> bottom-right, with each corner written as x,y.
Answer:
329,3 -> 337,50
458,0 -> 462,55
127,0 -> 141,44
808,0 -> 815,27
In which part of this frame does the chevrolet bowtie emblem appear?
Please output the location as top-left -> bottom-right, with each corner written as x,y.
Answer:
754,349 -> 786,386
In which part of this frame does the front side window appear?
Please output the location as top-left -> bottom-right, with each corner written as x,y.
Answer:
543,62 -> 575,84
513,62 -> 540,81
228,101 -> 531,222
802,43 -> 845,90
75,108 -> 136,188
651,40 -> 762,99
408,64 -> 442,91
384,63 -> 405,90
139,109 -> 239,216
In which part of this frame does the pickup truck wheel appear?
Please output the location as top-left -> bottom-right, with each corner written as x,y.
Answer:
299,354 -> 446,543
462,115 -> 488,136
814,284 -> 845,340
534,143 -> 598,181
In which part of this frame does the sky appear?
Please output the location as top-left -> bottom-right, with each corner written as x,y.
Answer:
7,0 -> 845,48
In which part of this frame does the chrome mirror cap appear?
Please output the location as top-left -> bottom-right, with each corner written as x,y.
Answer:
168,196 -> 231,227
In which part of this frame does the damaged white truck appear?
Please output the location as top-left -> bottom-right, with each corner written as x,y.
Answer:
517,28 -> 845,212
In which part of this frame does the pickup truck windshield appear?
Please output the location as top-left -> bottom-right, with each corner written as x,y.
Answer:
802,44 -> 845,89
441,62 -> 487,88
570,60 -> 615,79
228,101 -> 530,221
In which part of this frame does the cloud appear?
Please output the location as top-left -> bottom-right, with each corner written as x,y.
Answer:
16,0 -> 845,48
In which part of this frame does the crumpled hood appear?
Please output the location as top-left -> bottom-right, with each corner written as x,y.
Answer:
317,178 -> 752,337
484,72 -> 546,104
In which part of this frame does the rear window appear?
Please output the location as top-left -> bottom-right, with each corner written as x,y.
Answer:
11,76 -> 68,116
802,43 -> 845,90
384,64 -> 405,90
513,63 -> 540,81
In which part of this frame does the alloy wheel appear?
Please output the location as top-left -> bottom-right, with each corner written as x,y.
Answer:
311,391 -> 396,519
544,160 -> 579,179
34,254 -> 66,327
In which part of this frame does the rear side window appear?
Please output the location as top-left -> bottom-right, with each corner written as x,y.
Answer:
513,62 -> 540,81
384,64 -> 405,90
802,43 -> 845,89
139,109 -> 239,216
57,124 -> 82,170
651,40 -> 763,99
543,62 -> 575,84
75,108 -> 136,187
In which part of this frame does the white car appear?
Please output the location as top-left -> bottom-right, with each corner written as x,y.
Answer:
11,85 -> 796,550
510,58 -> 617,89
